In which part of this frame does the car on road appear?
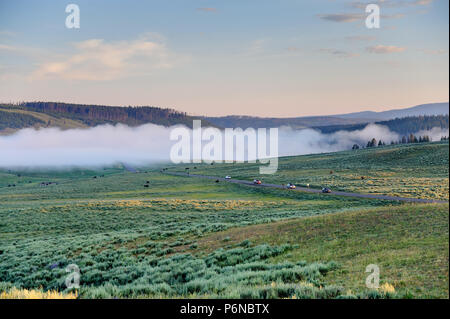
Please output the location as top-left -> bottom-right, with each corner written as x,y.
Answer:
225,176 -> 231,179
322,187 -> 332,193
253,179 -> 262,185
286,183 -> 296,189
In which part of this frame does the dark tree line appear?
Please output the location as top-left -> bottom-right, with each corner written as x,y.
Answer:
353,133 -> 437,150
377,115 -> 448,135
18,102 -> 194,127
319,115 -> 449,135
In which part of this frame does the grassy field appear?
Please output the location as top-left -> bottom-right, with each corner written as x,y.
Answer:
195,204 -> 449,298
0,142 -> 448,298
172,141 -> 449,201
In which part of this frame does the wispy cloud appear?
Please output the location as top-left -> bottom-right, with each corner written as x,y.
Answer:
31,35 -> 180,81
319,48 -> 359,58
318,13 -> 364,23
197,7 -> 217,13
0,44 -> 17,51
366,45 -> 406,53
0,30 -> 16,37
318,12 -> 404,23
0,43 -> 48,59
345,35 -> 377,41
241,38 -> 269,57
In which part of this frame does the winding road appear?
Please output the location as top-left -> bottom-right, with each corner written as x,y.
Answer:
164,171 -> 448,204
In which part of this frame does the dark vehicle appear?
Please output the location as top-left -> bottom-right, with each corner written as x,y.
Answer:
322,187 -> 332,193
286,183 -> 296,189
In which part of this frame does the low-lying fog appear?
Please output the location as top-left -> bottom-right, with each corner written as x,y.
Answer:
0,123 -> 448,168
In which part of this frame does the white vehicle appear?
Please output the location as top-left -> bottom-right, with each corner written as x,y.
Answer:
225,176 -> 231,179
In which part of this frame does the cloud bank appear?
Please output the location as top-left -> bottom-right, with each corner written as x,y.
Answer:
366,45 -> 406,54
0,123 -> 447,168
31,34 -> 178,81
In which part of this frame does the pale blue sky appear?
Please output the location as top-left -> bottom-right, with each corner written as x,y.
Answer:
0,0 -> 448,116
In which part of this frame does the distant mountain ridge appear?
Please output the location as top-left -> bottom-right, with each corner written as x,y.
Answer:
200,115 -> 367,130
203,102 -> 449,128
0,101 -> 448,135
314,114 -> 449,136
333,102 -> 449,120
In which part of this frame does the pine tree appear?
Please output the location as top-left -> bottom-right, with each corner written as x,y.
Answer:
371,138 -> 377,147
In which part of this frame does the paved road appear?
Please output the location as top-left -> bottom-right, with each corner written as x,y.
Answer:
164,171 -> 448,204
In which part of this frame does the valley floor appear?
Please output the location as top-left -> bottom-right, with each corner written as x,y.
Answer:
0,142 -> 448,298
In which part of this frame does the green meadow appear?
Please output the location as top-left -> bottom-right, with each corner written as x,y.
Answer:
0,142 -> 448,298
174,141 -> 449,201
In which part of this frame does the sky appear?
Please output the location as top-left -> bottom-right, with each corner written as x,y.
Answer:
0,0 -> 448,117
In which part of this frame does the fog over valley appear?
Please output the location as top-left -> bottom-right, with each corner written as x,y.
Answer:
0,123 -> 447,168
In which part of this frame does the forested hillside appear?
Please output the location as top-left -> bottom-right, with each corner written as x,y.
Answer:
0,109 -> 45,130
0,102 -> 205,133
19,102 -> 193,127
203,115 -> 368,129
315,115 -> 449,135
1,102 -> 448,135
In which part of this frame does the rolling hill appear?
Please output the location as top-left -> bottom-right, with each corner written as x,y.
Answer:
200,115 -> 367,130
335,102 -> 449,121
0,101 -> 448,134
0,102 -> 205,134
314,114 -> 449,135
0,141 -> 448,298
172,141 -> 449,201
203,102 -> 449,129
